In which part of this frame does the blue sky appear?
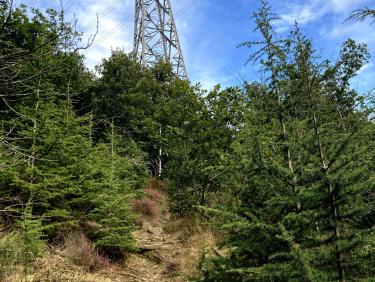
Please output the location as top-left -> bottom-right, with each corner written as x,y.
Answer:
17,0 -> 375,92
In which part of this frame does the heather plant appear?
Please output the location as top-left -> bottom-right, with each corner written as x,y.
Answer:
63,233 -> 111,272
132,198 -> 159,217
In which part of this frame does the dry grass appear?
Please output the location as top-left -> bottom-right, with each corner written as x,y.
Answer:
0,231 -> 21,279
131,210 -> 219,281
5,233 -> 119,282
131,179 -> 167,218
4,218 -> 218,282
30,253 -> 119,282
129,181 -> 219,281
146,177 -> 167,191
3,179 -> 220,282
162,262 -> 181,276
145,188 -> 164,203
62,233 -> 111,272
164,217 -> 218,279
132,198 -> 159,217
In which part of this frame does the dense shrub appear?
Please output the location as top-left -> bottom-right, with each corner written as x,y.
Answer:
0,231 -> 21,278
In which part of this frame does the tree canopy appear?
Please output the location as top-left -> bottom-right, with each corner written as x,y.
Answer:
0,1 -> 374,281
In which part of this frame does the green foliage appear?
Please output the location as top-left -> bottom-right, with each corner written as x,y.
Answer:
17,204 -> 45,279
89,50 -> 236,212
165,85 -> 246,213
85,128 -> 147,255
0,231 -> 22,278
0,206 -> 44,280
0,4 -> 147,262
348,8 -> 375,23
1,2 -> 374,281
200,2 -> 375,281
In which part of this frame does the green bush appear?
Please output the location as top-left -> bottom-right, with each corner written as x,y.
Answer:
0,231 -> 22,278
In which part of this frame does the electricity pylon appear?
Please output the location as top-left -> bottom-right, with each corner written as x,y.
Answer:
133,0 -> 188,79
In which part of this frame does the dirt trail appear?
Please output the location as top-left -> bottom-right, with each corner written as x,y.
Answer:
9,187 -> 216,282
124,214 -> 186,282
117,183 -> 217,282
104,206 -> 214,282
90,189 -> 216,282
31,208 -> 211,282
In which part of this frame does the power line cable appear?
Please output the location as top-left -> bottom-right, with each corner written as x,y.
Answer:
124,0 -> 203,53
63,0 -> 75,11
94,0 -> 203,52
91,14 -> 133,48
81,0 -> 122,32
175,0 -> 202,18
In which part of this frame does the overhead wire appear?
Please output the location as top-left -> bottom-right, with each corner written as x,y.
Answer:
92,0 -> 203,52
91,14 -> 133,49
174,0 -> 202,18
19,0 -> 75,11
81,0 -> 123,33
63,0 -> 75,11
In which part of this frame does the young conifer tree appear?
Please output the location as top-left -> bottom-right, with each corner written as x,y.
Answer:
201,1 -> 375,281
18,202 -> 44,280
85,120 -> 147,258
288,31 -> 375,282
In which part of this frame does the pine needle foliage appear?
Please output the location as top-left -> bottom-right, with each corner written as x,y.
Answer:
1,2 -> 374,280
0,4 -> 147,264
200,2 -> 375,281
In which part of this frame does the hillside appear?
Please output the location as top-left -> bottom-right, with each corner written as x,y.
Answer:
3,180 -> 218,281
1,1 -> 375,281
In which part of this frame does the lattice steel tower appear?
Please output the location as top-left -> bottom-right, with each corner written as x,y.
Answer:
133,0 -> 188,79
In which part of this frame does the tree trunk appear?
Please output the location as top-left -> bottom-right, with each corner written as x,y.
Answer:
157,124 -> 162,177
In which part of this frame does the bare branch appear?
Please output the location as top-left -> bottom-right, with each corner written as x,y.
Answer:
0,0 -> 13,33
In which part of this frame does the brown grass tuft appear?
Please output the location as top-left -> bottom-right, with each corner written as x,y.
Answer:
144,188 -> 163,203
162,262 -> 181,276
131,198 -> 158,217
146,177 -> 167,190
63,233 -> 111,272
